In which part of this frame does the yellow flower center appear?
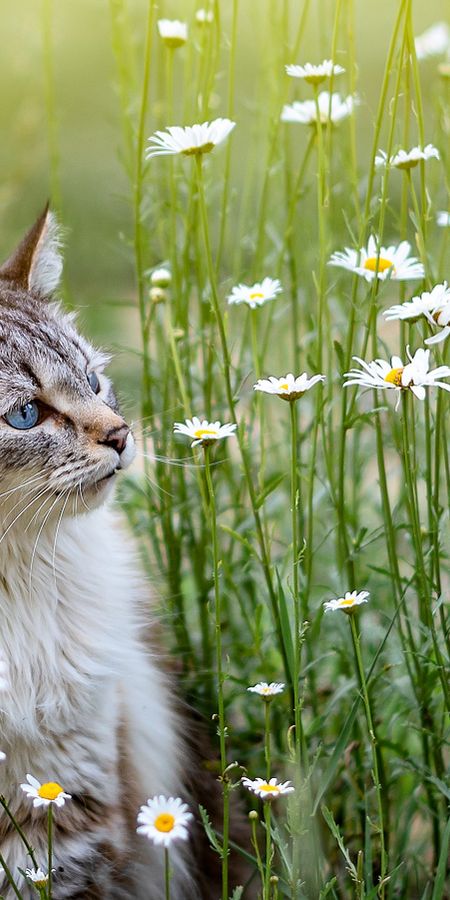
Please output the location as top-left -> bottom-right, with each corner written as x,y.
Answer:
260,783 -> 280,793
154,813 -> 176,833
384,367 -> 404,386
193,428 -> 217,439
279,383 -> 289,391
364,256 -> 394,273
339,598 -> 355,607
249,292 -> 264,301
182,142 -> 215,156
38,782 -> 63,801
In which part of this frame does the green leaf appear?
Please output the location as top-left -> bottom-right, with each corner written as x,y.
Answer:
255,472 -> 285,509
198,805 -> 223,858
275,569 -> 294,685
431,815 -> 450,900
312,699 -> 359,814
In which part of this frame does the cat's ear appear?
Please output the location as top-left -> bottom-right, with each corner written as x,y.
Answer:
0,205 -> 63,296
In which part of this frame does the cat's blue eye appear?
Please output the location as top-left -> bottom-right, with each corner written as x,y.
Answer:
4,401 -> 40,430
87,371 -> 100,394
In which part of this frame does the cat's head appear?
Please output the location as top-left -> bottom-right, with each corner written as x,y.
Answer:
0,207 -> 135,528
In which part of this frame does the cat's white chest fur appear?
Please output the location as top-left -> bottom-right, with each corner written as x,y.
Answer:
0,505 -> 194,899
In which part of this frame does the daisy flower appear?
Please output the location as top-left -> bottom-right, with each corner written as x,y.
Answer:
343,347 -> 450,405
281,91 -> 356,125
437,210 -> 450,227
227,277 -> 282,309
285,59 -> 345,85
253,372 -> 325,401
329,235 -> 424,282
241,777 -> 294,800
20,774 -> 72,808
146,118 -> 235,159
324,590 -> 370,613
384,283 -> 450,345
25,868 -> 50,890
415,22 -> 449,60
137,796 -> 192,847
195,8 -> 214,24
247,682 -> 285,698
375,144 -> 440,171
173,417 -> 237,448
157,19 -> 188,48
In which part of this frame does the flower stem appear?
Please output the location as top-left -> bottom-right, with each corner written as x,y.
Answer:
289,400 -> 303,767
47,805 -> 53,900
349,614 -> 387,895
164,848 -> 170,900
203,444 -> 229,900
264,701 -> 271,780
264,802 -> 272,900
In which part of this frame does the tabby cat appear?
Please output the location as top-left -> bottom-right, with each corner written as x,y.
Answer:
0,209 -> 200,899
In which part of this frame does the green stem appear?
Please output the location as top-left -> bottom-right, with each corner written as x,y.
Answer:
349,615 -> 387,896
164,847 -> 170,900
250,813 -> 265,894
47,805 -> 53,900
264,802 -> 272,900
0,851 -> 23,900
195,154 -> 294,703
203,445 -> 229,900
289,400 -> 302,765
0,796 -> 38,868
264,700 -> 271,781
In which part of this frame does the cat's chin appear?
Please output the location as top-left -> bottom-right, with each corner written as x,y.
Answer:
75,470 -> 119,513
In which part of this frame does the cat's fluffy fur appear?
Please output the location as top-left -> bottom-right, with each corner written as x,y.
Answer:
0,210 -> 200,898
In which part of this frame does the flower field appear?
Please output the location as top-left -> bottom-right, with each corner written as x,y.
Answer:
0,0 -> 449,897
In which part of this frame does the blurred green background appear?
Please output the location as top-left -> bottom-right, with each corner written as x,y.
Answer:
0,0 -> 447,408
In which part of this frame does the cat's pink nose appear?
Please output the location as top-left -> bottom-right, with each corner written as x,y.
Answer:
99,424 -> 130,456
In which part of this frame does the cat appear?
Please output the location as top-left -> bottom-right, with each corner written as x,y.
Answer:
0,208 -> 203,899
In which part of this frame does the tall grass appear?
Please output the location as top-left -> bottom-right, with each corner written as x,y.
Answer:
106,0 -> 450,896
7,0 -> 447,897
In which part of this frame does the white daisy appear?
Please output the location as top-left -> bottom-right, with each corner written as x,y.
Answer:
173,417 -> 237,448
323,590 -> 370,613
281,91 -> 356,125
157,19 -> 188,48
384,283 -> 450,345
25,868 -> 50,889
437,210 -> 450,227
241,777 -> 295,800
195,8 -> 214,24
20,774 -> 72,808
343,347 -> 450,403
137,796 -> 193,847
329,235 -> 424,282
285,59 -> 345,85
375,144 -> 440,171
247,682 -> 285,698
415,22 -> 449,60
151,267 -> 171,288
146,118 -> 235,159
253,372 -> 325,401
227,277 -> 282,309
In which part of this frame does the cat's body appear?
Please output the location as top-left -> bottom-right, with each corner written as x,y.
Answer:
0,210 -> 201,898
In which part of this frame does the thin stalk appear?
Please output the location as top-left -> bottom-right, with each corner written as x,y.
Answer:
349,614 -> 387,896
195,154 -> 294,701
203,445 -> 229,900
164,847 -> 170,900
47,805 -> 53,900
250,813 -> 266,894
264,802 -> 272,900
289,400 -> 303,766
0,797 -> 38,868
264,700 -> 271,780
0,852 -> 23,900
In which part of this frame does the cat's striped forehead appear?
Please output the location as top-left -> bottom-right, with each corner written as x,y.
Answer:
0,285 -> 107,413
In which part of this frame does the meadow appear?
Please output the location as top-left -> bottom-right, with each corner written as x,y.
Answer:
0,0 -> 449,897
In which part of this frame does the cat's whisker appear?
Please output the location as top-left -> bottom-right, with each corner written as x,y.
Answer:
28,489 -> 70,599
51,490 -> 72,583
0,485 -> 53,547
0,472 -> 47,503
